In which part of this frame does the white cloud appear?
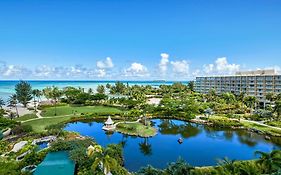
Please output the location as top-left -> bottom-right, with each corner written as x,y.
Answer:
96,57 -> 114,78
170,60 -> 189,75
203,64 -> 214,74
124,62 -> 149,77
203,57 -> 240,75
159,53 -> 169,75
96,57 -> 114,69
0,62 -> 31,78
96,69 -> 106,77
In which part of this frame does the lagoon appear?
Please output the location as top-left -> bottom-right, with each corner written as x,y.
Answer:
64,119 -> 281,172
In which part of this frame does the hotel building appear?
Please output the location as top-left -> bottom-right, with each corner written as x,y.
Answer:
195,69 -> 281,102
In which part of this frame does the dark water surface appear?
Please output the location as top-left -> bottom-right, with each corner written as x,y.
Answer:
64,119 -> 281,172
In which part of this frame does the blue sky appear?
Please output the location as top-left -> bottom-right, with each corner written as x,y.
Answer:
0,0 -> 280,80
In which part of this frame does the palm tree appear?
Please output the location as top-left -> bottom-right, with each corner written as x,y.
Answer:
51,87 -> 63,116
88,88 -> 93,94
165,157 -> 194,175
218,157 -> 237,172
42,87 -> 52,101
274,100 -> 281,119
222,92 -> 236,113
238,161 -> 262,175
0,97 -> 5,109
137,165 -> 163,175
8,94 -> 19,117
244,96 -> 257,114
255,150 -> 281,173
32,89 -> 38,111
87,145 -> 118,175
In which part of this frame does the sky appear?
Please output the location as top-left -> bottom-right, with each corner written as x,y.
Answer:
0,0 -> 280,80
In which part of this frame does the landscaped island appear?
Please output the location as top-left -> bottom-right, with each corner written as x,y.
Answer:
116,122 -> 157,137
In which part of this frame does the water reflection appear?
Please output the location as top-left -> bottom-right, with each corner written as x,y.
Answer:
64,119 -> 281,172
158,119 -> 201,138
139,138 -> 152,156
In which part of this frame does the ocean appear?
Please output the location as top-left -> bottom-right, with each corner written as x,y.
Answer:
0,80 -> 188,102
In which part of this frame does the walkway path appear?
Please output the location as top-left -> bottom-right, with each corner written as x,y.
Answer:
195,115 -> 281,131
35,109 -> 43,118
21,114 -> 72,123
240,119 -> 281,131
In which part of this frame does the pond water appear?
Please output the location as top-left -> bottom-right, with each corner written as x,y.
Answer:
64,119 -> 281,172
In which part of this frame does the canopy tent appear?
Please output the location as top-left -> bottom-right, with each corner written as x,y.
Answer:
34,151 -> 75,175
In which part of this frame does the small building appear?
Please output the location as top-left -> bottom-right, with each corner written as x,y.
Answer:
102,116 -> 116,131
34,151 -> 75,175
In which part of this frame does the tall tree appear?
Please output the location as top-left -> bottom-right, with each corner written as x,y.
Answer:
15,81 -> 32,107
97,85 -> 105,94
8,94 -> 19,117
32,89 -> 41,111
274,100 -> 281,118
87,145 -> 118,175
222,92 -> 236,113
43,87 -> 53,101
51,87 -> 63,116
0,97 -> 5,109
187,81 -> 195,92
244,96 -> 257,114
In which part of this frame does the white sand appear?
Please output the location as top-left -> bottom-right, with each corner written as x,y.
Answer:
147,98 -> 161,105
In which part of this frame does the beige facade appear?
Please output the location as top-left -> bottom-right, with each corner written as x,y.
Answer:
195,70 -> 281,101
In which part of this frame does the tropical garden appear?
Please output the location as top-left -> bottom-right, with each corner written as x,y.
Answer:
0,80 -> 281,174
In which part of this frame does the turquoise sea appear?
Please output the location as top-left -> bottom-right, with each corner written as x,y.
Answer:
0,80 -> 187,102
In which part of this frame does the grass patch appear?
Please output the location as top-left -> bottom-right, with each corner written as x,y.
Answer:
41,105 -> 123,117
22,116 -> 73,132
207,115 -> 242,128
116,122 -> 157,137
15,114 -> 37,122
266,121 -> 281,128
242,121 -> 281,136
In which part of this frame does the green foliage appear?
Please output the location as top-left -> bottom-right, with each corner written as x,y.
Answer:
110,81 -> 127,94
207,116 -> 242,128
96,85 -> 105,94
11,124 -> 33,134
0,117 -> 19,130
15,81 -> 33,107
187,81 -> 195,92
0,160 -> 21,175
255,150 -> 281,173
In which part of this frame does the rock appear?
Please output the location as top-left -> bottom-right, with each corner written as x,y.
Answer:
11,141 -> 28,153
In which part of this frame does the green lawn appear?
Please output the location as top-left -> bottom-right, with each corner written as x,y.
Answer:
22,116 -> 73,132
15,114 -> 37,122
266,121 -> 281,128
41,105 -> 123,117
242,121 -> 281,136
116,122 -> 157,137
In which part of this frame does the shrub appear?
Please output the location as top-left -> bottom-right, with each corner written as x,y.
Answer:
11,125 -> 33,134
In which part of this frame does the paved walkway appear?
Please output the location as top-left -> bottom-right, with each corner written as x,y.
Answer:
35,109 -> 43,118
